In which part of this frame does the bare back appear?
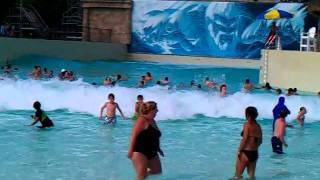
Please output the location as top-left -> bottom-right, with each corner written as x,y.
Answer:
243,122 -> 262,151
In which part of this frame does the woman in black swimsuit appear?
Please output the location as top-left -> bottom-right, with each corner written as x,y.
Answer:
128,101 -> 163,180
234,106 -> 262,179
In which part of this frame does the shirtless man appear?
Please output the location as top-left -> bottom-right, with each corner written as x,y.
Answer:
271,110 -> 288,154
99,93 -> 125,124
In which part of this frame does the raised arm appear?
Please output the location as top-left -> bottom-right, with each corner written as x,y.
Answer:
99,103 -> 106,120
128,117 -> 147,159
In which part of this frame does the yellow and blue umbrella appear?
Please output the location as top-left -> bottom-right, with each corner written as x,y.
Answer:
257,9 -> 293,20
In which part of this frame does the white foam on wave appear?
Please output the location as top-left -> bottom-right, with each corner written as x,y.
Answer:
0,78 -> 319,122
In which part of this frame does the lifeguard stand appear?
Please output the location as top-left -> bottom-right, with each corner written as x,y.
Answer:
300,27 -> 317,52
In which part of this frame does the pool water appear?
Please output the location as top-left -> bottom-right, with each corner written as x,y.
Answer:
0,56 -> 319,180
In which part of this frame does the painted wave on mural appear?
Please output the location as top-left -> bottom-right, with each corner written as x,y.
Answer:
129,1 -> 307,59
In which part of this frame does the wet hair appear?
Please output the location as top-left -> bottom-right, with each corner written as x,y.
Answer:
279,109 -> 288,118
141,101 -> 157,115
165,77 -> 168,81
220,84 -> 226,92
33,101 -> 41,110
276,88 -> 282,94
190,80 -> 195,86
108,93 -> 115,99
205,77 -> 209,81
117,74 -> 121,80
146,72 -> 151,76
43,68 -> 47,72
300,107 -> 306,111
245,106 -> 258,120
141,76 -> 145,80
245,79 -> 250,83
318,91 -> 320,96
197,84 -> 201,89
293,88 -> 297,92
288,88 -> 294,94
137,95 -> 143,99
91,82 -> 97,85
156,81 -> 161,85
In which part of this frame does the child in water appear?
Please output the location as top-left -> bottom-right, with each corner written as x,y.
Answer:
99,93 -> 126,124
28,101 -> 54,128
132,95 -> 144,121
296,107 -> 307,127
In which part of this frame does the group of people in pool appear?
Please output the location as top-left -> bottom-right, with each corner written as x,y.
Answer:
235,96 -> 307,179
26,92 -> 308,180
2,62 -> 320,98
1,62 -> 76,81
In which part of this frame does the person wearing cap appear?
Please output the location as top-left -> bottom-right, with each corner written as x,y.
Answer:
59,69 -> 67,80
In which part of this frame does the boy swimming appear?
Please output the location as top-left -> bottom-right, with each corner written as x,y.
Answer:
28,101 -> 54,128
99,93 -> 126,124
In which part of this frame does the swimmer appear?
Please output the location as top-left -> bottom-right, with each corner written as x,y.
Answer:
275,88 -> 282,95
28,101 -> 54,128
271,110 -> 289,154
234,106 -> 262,179
137,80 -> 145,88
141,76 -> 146,83
47,70 -> 54,78
243,79 -> 254,92
99,93 -> 126,124
145,72 -> 152,81
66,71 -> 76,81
219,84 -> 227,97
261,82 -> 273,91
116,74 -> 128,81
59,69 -> 67,80
29,66 -> 42,79
286,88 -> 294,96
103,77 -> 113,86
293,88 -> 299,95
159,77 -> 169,86
132,95 -> 144,121
204,77 -> 216,88
296,107 -> 307,127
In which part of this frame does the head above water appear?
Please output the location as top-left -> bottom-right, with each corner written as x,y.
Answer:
245,106 -> 258,120
108,93 -> 115,100
146,72 -> 151,77
165,77 -> 169,81
137,95 -> 143,100
33,101 -> 41,110
276,88 -> 282,95
245,79 -> 250,83
300,107 -> 306,113
220,84 -> 227,92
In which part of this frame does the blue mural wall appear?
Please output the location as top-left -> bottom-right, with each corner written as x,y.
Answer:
129,1 -> 308,59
